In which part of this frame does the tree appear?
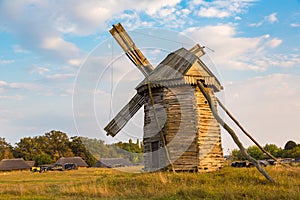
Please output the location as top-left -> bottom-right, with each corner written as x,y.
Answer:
284,140 -> 297,150
263,144 -> 282,158
230,149 -> 245,160
247,145 -> 264,160
69,136 -> 97,166
35,153 -> 52,166
289,145 -> 300,158
14,137 -> 40,161
0,138 -> 14,160
44,130 -> 74,160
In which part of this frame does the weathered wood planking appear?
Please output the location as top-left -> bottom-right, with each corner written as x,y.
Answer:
104,93 -> 145,137
142,84 -> 224,172
109,23 -> 153,75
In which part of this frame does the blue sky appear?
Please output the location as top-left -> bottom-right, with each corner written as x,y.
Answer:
0,0 -> 299,152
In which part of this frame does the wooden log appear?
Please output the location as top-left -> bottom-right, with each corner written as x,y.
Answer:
216,97 -> 286,167
197,81 -> 275,182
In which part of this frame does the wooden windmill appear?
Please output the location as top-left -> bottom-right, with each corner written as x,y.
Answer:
105,23 -> 224,172
105,23 -> 275,181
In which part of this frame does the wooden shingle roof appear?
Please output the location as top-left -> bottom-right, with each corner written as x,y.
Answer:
136,47 -> 222,92
0,158 -> 31,171
55,157 -> 88,167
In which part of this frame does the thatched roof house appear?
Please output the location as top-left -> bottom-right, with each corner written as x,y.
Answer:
26,161 -> 35,168
93,158 -> 133,168
0,158 -> 31,171
55,157 -> 88,167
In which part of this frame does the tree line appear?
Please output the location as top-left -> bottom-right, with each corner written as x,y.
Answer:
231,140 -> 300,160
0,130 -> 143,166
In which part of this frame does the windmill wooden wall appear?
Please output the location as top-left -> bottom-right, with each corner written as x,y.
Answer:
142,84 -> 224,172
138,48 -> 224,172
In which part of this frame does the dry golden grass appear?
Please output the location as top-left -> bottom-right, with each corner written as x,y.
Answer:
0,166 -> 299,199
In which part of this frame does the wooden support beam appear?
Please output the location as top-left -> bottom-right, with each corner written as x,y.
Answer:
216,97 -> 287,167
197,81 -> 275,182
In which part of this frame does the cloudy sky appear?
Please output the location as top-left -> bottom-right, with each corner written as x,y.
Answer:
0,0 -> 299,152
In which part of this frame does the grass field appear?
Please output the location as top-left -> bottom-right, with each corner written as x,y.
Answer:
0,165 -> 299,200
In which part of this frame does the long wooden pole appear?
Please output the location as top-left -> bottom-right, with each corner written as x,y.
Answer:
196,81 -> 274,182
216,98 -> 286,166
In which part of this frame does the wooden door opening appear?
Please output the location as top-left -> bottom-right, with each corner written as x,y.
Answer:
151,141 -> 159,169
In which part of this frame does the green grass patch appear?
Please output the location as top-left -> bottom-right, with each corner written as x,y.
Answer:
0,166 -> 298,199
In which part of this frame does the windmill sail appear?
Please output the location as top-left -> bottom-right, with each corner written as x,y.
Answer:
110,23 -> 154,76
104,93 -> 145,137
189,44 -> 205,58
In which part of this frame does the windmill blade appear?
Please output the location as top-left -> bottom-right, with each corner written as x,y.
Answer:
189,44 -> 205,58
104,93 -> 145,137
110,23 -> 154,76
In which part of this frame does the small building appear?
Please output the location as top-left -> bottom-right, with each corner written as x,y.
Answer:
0,158 -> 31,171
55,157 -> 88,168
26,161 -> 35,168
93,158 -> 133,168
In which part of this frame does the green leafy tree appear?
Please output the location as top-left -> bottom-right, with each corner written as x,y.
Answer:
44,130 -> 74,160
35,153 -> 52,166
14,137 -> 40,161
230,149 -> 245,160
263,144 -> 283,158
284,140 -> 297,150
289,145 -> 300,158
115,139 -> 144,163
0,138 -> 14,160
80,138 -> 119,159
247,145 -> 264,160
69,136 -> 97,166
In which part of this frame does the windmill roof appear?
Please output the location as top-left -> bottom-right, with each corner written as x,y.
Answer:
55,157 -> 88,167
136,47 -> 222,92
0,158 -> 31,171
93,158 -> 133,168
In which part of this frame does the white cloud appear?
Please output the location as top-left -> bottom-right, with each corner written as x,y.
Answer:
291,23 -> 300,27
184,24 -> 263,71
192,0 -> 257,18
29,66 -> 50,75
9,82 -> 41,91
0,81 -> 8,87
266,38 -> 282,49
0,0 -> 184,65
45,73 -> 76,80
68,59 -> 82,66
265,12 -> 278,23
12,45 -> 30,53
222,74 -> 300,149
183,24 -> 298,71
0,59 -> 15,65
0,80 -> 41,93
0,95 -> 25,101
198,7 -> 230,18
158,7 -> 176,17
248,22 -> 263,27
249,12 -> 278,27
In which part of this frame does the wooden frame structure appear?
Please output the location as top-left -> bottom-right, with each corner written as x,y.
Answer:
104,23 -> 275,181
105,23 -> 224,172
